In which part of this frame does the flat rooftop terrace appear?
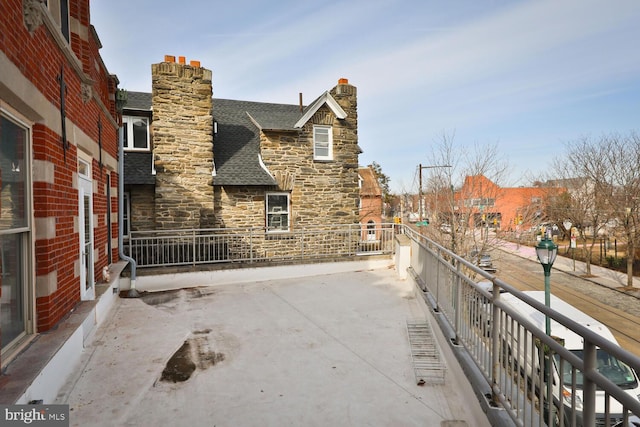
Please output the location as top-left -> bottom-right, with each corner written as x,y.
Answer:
54,261 -> 491,426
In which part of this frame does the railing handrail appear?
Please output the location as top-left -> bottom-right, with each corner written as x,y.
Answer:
403,225 -> 640,425
124,223 -> 398,268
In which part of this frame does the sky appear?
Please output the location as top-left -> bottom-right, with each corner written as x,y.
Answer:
91,0 -> 640,193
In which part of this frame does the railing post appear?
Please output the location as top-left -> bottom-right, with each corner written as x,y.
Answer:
192,229 -> 196,267
454,260 -> 461,340
250,228 -> 254,262
491,282 -> 501,405
583,340 -> 597,427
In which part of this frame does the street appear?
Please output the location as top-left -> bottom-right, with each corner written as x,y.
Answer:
491,247 -> 640,355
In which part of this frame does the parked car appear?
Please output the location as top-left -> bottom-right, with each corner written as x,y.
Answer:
613,415 -> 640,427
469,249 -> 496,272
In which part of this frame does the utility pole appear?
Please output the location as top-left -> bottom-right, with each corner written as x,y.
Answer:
418,164 -> 452,226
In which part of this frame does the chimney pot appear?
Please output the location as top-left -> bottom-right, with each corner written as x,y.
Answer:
164,55 -> 176,63
338,78 -> 349,85
179,56 -> 186,65
190,60 -> 201,67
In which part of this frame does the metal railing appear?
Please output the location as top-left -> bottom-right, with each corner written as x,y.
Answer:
124,223 -> 397,268
404,226 -> 640,427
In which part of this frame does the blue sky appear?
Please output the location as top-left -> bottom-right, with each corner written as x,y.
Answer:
91,0 -> 640,193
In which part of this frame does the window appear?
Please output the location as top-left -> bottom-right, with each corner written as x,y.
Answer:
0,112 -> 32,352
60,0 -> 69,43
266,193 -> 289,232
313,125 -> 332,161
367,220 -> 377,241
78,158 -> 90,178
122,116 -> 150,150
45,0 -> 70,43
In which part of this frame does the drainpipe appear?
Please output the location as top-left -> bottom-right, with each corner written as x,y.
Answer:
118,125 -> 139,297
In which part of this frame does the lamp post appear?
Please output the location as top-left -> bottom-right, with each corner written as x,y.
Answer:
535,231 -> 558,424
535,232 -> 558,336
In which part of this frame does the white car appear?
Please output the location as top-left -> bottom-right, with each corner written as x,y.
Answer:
613,415 -> 640,427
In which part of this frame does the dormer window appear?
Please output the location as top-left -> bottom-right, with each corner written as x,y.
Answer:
122,116 -> 149,151
313,125 -> 333,161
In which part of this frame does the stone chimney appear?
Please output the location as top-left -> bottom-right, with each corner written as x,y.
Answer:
151,55 -> 215,229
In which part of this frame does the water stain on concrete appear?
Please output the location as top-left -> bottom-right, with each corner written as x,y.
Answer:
160,331 -> 225,384
160,341 -> 196,383
140,289 -> 181,306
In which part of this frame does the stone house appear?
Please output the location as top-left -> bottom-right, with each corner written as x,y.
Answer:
122,56 -> 361,258
0,0 -> 120,368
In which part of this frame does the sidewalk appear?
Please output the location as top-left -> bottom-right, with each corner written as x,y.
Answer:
499,240 -> 640,297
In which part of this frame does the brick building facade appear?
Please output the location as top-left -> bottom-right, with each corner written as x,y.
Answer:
0,0 -> 120,367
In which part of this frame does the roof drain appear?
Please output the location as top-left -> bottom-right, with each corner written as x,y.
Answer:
118,125 -> 139,297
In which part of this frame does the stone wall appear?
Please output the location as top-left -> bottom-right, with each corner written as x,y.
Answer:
127,184 -> 156,231
253,80 -> 359,229
152,57 -> 215,229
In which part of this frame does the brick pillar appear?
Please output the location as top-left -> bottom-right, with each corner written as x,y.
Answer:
151,56 -> 215,229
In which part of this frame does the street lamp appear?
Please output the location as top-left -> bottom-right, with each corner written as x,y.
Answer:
535,232 -> 558,336
535,231 -> 557,425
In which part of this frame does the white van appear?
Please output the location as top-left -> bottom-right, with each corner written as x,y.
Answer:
500,291 -> 640,426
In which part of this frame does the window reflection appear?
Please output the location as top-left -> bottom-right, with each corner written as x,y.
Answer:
0,116 -> 27,230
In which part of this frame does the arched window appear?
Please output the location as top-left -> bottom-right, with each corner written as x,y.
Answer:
367,220 -> 376,241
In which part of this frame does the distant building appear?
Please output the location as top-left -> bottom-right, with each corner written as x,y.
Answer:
358,166 -> 383,240
456,175 -> 564,230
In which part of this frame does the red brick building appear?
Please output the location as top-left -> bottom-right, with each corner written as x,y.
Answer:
0,0 -> 120,368
358,166 -> 383,239
456,175 -> 561,230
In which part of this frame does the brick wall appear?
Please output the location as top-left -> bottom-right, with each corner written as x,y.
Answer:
0,0 -> 120,343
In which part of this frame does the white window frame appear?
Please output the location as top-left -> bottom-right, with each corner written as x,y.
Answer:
46,0 -> 70,43
266,193 -> 290,233
0,107 -> 35,356
78,158 -> 91,178
122,116 -> 150,151
313,125 -> 333,161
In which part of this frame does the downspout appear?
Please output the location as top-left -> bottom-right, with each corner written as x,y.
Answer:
118,125 -> 139,297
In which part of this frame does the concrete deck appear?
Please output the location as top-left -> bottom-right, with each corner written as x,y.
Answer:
54,264 -> 491,426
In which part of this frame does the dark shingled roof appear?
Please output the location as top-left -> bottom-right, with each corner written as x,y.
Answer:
125,91 -> 152,110
124,152 -> 155,185
213,98 -> 302,186
122,93 -> 306,186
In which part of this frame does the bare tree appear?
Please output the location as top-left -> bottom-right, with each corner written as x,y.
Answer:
556,132 -> 640,285
424,132 -> 509,259
601,132 -> 640,287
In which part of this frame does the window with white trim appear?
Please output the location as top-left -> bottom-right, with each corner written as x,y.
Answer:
0,111 -> 33,353
313,125 -> 332,161
122,116 -> 150,150
45,0 -> 70,43
266,193 -> 290,232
